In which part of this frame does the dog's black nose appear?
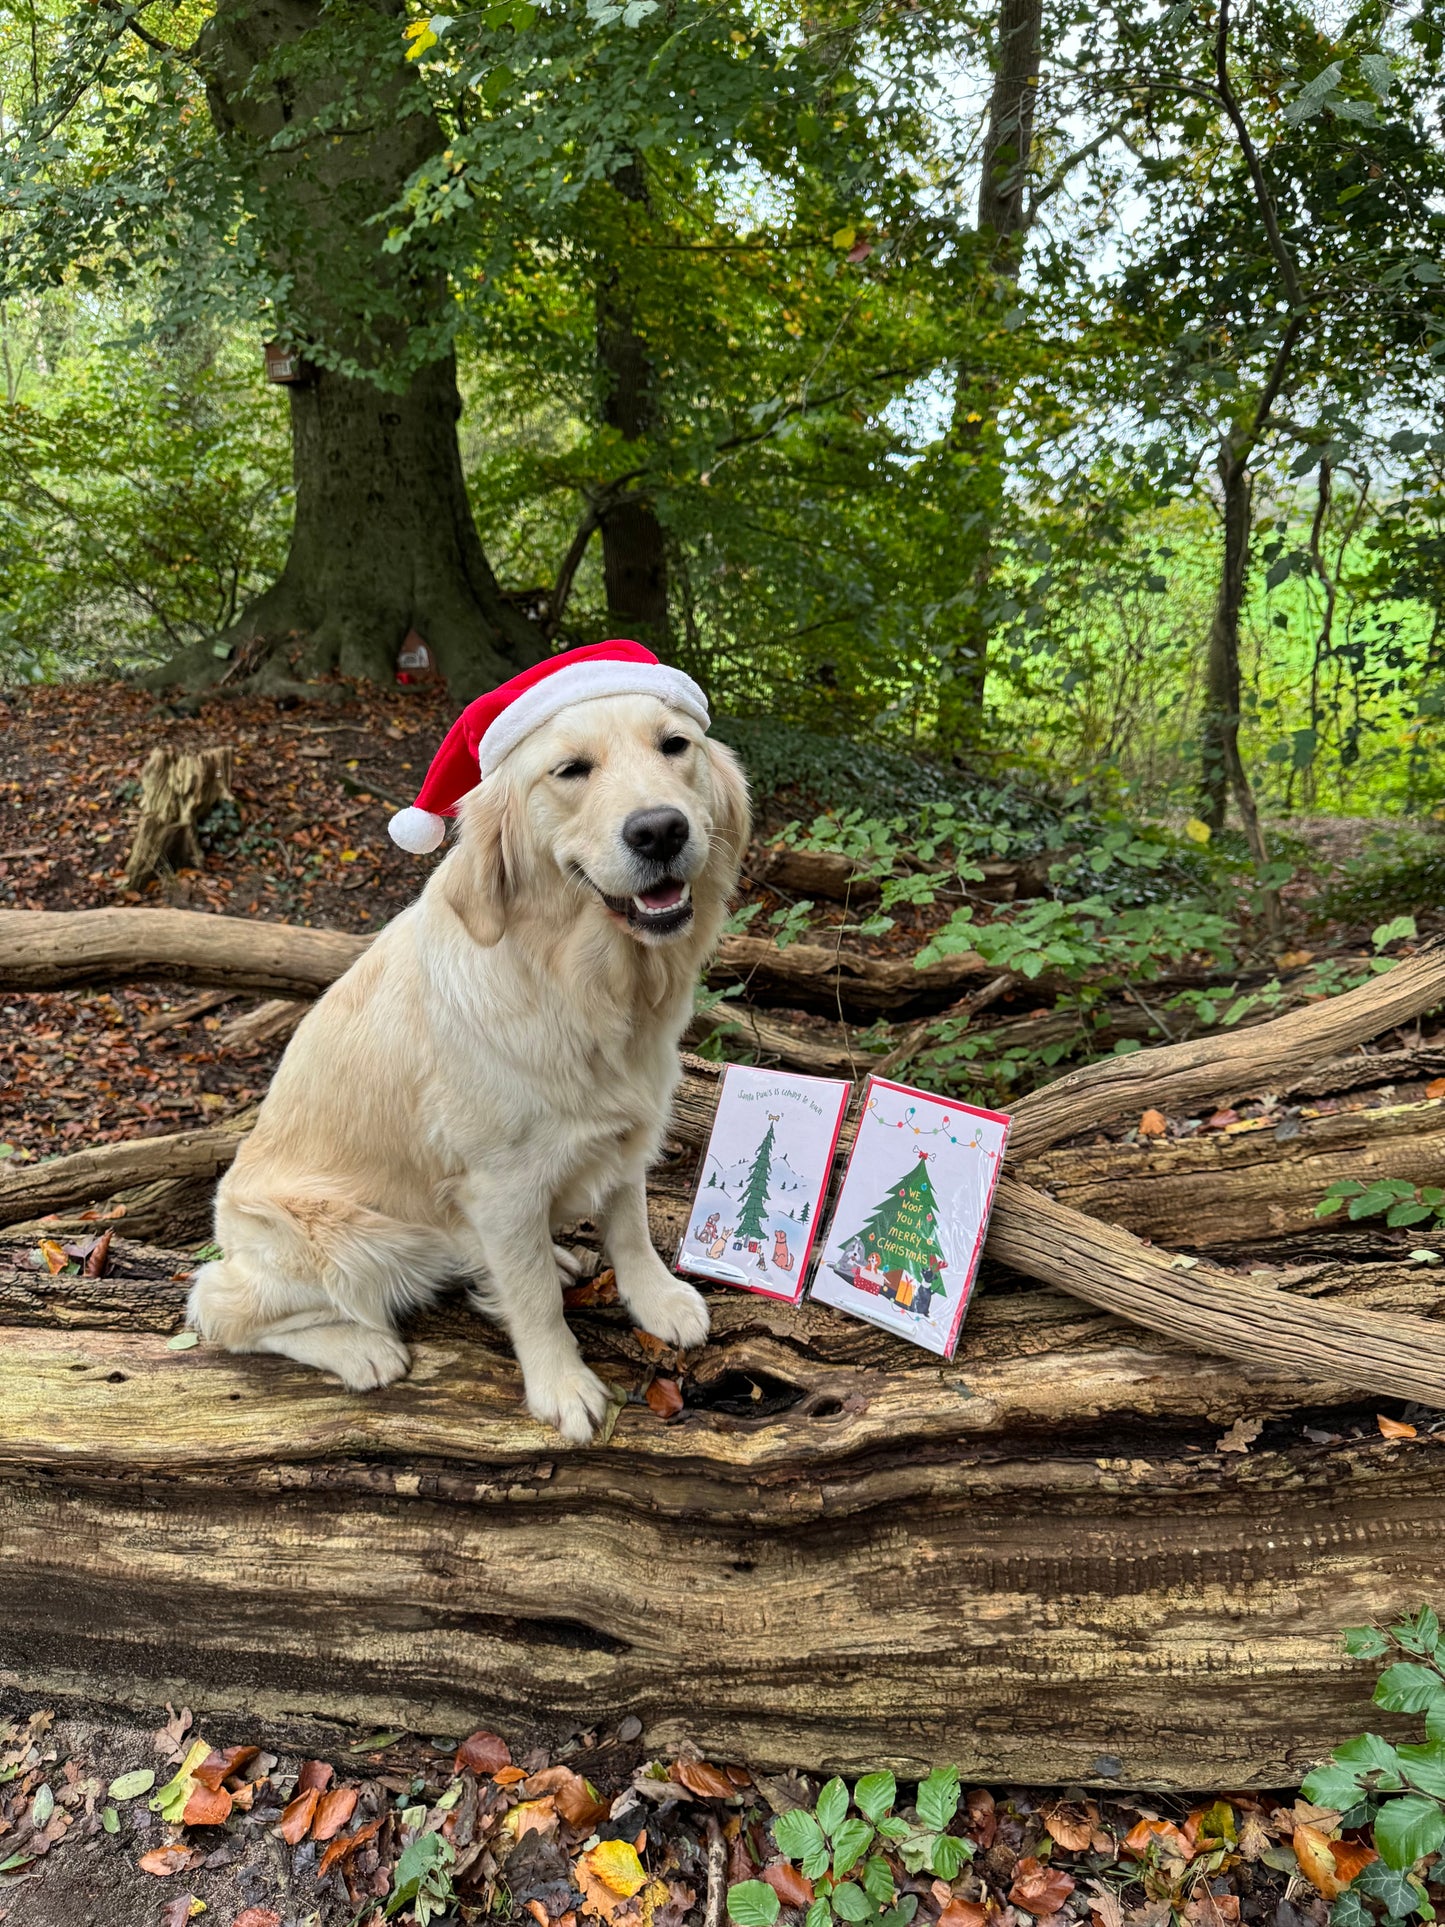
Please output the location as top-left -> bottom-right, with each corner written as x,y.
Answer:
622,807 -> 690,863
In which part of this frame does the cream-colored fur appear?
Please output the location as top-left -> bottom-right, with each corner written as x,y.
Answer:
189,693 -> 750,1443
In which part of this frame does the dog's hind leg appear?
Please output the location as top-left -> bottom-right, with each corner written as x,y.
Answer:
189,1254 -> 412,1391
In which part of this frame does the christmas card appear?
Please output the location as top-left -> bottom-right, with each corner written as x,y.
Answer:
674,1065 -> 851,1304
810,1076 -> 1010,1356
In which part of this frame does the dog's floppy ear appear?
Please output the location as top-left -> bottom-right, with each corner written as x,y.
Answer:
705,738 -> 752,876
439,779 -> 510,947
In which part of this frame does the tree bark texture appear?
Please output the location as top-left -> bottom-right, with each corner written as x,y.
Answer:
0,1244 -> 1439,1784
596,162 -> 670,643
152,0 -> 542,698
123,746 -> 235,890
935,0 -> 1043,746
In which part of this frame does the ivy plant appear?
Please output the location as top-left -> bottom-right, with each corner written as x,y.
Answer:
726,1769 -> 969,1927
1302,1607 -> 1445,1924
1316,1182 -> 1445,1231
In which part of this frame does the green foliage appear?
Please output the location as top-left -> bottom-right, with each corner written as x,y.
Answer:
1305,1608 -> 1445,1915
729,1771 -> 967,1927
1316,1182 -> 1445,1232
385,1828 -> 457,1923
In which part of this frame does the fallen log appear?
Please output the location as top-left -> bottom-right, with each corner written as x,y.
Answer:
0,1237 -> 1438,1784
0,909 -> 991,1018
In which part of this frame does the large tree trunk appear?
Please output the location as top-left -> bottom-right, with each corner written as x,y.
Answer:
935,0 -> 1043,748
596,162 -> 670,643
147,0 -> 542,700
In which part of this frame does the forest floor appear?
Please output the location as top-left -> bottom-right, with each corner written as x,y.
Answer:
1,678 -> 1439,1927
0,677 -> 1428,1163
0,1690 -> 1387,1927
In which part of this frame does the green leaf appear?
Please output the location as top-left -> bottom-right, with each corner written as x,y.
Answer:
875,1817 -> 911,1841
1336,1734 -> 1406,1787
1376,1664 -> 1445,1715
1344,1626 -> 1391,1659
728,1884 -> 782,1927
832,1820 -> 874,1877
861,1855 -> 896,1905
916,1765 -> 961,1833
928,1835 -> 970,1880
803,1846 -> 832,1881
107,1768 -> 156,1801
1373,916 -> 1418,953
807,1900 -> 832,1927
31,1784 -> 53,1828
816,1779 -> 849,1839
776,1810 -> 827,1862
1356,1862 -> 1424,1916
1303,1763 -> 1369,1809
1397,1742 -> 1445,1799
101,1806 -> 119,1834
1389,1203 -> 1433,1227
1398,1609 -> 1441,1657
1332,1891 -> 1372,1927
854,1773 -> 896,1825
1374,1794 -> 1445,1870
150,1739 -> 213,1822
831,1883 -> 873,1922
166,1330 -> 200,1351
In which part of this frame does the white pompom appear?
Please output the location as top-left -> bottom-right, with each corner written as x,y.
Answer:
387,806 -> 447,854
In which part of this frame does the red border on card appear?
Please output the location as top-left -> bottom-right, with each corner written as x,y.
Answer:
674,1064 -> 852,1304
822,1075 -> 1012,1356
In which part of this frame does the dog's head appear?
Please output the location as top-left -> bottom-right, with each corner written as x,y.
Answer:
443,692 -> 750,950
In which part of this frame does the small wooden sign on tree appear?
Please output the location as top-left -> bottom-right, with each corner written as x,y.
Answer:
812,1075 -> 1011,1356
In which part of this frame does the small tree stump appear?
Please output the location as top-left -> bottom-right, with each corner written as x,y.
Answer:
123,746 -> 235,890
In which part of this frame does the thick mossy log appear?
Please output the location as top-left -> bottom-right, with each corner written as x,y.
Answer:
0,1246 -> 1435,1784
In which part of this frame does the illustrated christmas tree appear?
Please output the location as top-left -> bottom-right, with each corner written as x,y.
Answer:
798,1198 -> 811,1225
854,1151 -> 947,1313
733,1117 -> 777,1243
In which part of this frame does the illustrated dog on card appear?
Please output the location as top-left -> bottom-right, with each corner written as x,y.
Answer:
189,641 -> 750,1443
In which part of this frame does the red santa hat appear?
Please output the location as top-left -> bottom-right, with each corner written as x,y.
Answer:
387,639 -> 712,854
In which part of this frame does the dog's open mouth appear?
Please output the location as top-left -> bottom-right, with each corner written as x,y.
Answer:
598,877 -> 694,937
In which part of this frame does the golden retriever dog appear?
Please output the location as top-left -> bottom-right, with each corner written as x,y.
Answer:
188,690 -> 749,1443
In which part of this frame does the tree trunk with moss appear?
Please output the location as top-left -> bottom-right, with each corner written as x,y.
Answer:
149,0 -> 542,701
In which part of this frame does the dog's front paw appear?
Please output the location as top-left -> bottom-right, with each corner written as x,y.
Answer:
525,1357 -> 614,1445
620,1268 -> 710,1352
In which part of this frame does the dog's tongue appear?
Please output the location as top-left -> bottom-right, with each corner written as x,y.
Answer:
638,881 -> 685,910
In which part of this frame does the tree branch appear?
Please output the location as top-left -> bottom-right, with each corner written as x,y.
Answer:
1212,0 -> 1305,312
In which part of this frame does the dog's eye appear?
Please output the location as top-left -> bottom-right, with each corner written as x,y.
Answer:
555,760 -> 593,780
659,735 -> 690,758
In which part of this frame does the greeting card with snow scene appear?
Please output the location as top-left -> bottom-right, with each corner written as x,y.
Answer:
674,1064 -> 851,1303
811,1076 -> 1010,1357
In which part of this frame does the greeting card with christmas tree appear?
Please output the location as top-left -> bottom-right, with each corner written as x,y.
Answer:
811,1075 -> 1010,1356
674,1065 -> 851,1303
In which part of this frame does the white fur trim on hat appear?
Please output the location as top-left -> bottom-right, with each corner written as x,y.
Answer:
387,805 -> 448,854
476,660 -> 711,775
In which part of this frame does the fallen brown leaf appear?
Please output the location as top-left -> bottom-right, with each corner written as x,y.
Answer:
525,1765 -> 610,1828
318,1816 -> 383,1878
311,1785 -> 358,1842
279,1784 -> 320,1844
234,1912 -> 283,1927
1292,1824 -> 1347,1900
1378,1415 -> 1417,1440
1216,1417 -> 1263,1454
669,1759 -> 736,1801
1122,1819 -> 1192,1862
646,1378 -> 685,1419
1043,1803 -> 1093,1852
137,1843 -> 200,1877
634,1329 -> 668,1362
1185,1893 -> 1239,1927
192,1745 -> 259,1792
1427,1078 -> 1445,1100
494,1765 -> 528,1785
965,1789 -> 996,1851
1086,1880 -> 1125,1927
1139,1110 -> 1168,1138
159,1897 -> 200,1927
1010,1858 -> 1075,1914
1235,1813 -> 1271,1862
938,1903 -> 987,1927
82,1228 -> 113,1277
296,1759 -> 334,1793
39,1239 -> 67,1275
506,1796 -> 559,1840
456,1730 -> 512,1774
762,1861 -> 814,1908
180,1782 -> 232,1826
